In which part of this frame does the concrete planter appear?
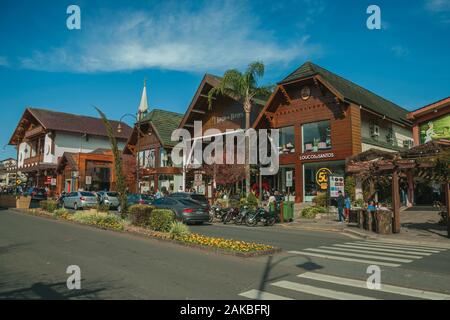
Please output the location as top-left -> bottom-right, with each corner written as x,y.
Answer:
0,195 -> 18,208
16,196 -> 32,209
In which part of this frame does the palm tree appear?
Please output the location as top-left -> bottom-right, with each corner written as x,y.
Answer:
208,61 -> 272,196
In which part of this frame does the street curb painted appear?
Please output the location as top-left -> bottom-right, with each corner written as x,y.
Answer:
9,208 -> 283,258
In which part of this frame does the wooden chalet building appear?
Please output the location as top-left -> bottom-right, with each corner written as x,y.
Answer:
124,109 -> 184,193
254,62 -> 414,203
178,73 -> 267,195
8,108 -> 133,194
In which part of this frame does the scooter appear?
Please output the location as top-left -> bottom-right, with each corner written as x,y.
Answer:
245,207 -> 277,227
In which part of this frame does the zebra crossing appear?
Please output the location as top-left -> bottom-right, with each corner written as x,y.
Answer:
239,271 -> 450,300
287,240 -> 447,268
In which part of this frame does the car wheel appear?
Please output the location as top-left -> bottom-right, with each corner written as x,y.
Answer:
73,203 -> 78,211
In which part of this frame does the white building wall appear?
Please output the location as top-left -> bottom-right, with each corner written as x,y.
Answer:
54,132 -> 126,160
360,113 -> 413,151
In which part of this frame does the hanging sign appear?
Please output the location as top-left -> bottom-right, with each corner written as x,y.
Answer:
86,176 -> 92,185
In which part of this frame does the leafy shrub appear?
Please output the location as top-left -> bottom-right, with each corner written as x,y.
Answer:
148,209 -> 175,232
312,193 -> 327,207
246,192 -> 258,208
301,206 -> 327,219
128,204 -> 155,226
353,198 -> 365,208
72,212 -> 124,230
53,208 -> 70,219
169,221 -> 191,239
95,203 -> 110,213
344,176 -> 356,201
40,200 -> 58,213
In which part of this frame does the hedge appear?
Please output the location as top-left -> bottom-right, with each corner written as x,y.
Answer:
128,204 -> 155,226
40,200 -> 58,213
301,206 -> 327,219
149,209 -> 175,232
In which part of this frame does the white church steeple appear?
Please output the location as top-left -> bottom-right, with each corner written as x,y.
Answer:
138,78 -> 148,120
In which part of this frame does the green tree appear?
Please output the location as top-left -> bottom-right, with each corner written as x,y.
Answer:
95,107 -> 128,215
208,61 -> 273,195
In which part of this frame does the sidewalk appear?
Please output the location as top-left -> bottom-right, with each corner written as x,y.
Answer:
278,209 -> 450,249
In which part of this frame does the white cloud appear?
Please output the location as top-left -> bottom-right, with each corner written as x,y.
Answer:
425,0 -> 450,12
391,45 -> 410,58
0,56 -> 8,67
19,1 -> 321,73
425,0 -> 450,23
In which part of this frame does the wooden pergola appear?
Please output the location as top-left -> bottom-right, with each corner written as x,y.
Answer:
346,139 -> 450,237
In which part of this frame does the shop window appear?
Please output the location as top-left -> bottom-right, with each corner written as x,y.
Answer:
278,126 -> 295,154
302,121 -> 331,152
303,161 -> 345,202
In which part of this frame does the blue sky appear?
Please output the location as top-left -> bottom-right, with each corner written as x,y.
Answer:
1,0 -> 449,159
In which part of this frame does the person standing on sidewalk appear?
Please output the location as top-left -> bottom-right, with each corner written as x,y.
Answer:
337,191 -> 345,223
344,194 -> 351,222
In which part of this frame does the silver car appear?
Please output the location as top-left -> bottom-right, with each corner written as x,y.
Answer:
63,191 -> 98,210
97,191 -> 120,209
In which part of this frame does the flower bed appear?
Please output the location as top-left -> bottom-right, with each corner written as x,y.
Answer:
176,233 -> 273,253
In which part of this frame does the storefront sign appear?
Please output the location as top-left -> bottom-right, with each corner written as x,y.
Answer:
194,173 -> 202,187
329,176 -> 345,197
316,168 -> 332,190
286,171 -> 293,187
300,152 -> 334,161
45,176 -> 52,185
419,114 -> 450,143
86,176 -> 92,185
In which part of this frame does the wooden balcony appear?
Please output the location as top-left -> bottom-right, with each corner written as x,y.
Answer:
23,154 -> 44,166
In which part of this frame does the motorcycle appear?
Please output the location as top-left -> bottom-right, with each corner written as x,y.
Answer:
222,207 -> 240,224
245,207 -> 277,227
234,206 -> 252,225
209,204 -> 228,223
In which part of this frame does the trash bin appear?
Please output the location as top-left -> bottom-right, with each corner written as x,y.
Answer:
283,201 -> 294,222
375,210 -> 392,234
349,209 -> 359,223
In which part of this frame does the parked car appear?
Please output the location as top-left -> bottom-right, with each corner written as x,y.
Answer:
24,187 -> 47,201
127,193 -> 154,206
152,197 -> 210,224
169,192 -> 209,208
62,191 -> 98,210
97,191 -> 120,209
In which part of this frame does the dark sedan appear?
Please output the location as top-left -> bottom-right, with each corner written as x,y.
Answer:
152,197 -> 210,224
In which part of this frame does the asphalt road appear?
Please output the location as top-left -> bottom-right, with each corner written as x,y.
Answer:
1,208 -> 450,300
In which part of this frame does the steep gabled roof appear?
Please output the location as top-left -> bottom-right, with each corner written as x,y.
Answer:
140,109 -> 184,147
9,107 -> 133,145
280,62 -> 411,126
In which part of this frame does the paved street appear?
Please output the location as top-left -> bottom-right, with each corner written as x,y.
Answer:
1,208 -> 450,300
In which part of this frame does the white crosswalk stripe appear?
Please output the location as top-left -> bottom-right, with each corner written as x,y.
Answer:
239,289 -> 293,300
288,240 -> 446,268
298,272 -> 450,300
239,272 -> 450,300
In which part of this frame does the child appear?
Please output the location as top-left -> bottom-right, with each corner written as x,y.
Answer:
344,195 -> 351,221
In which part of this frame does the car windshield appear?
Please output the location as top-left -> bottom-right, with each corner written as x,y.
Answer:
106,192 -> 118,197
80,192 -> 95,197
179,199 -> 200,206
191,195 -> 207,203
